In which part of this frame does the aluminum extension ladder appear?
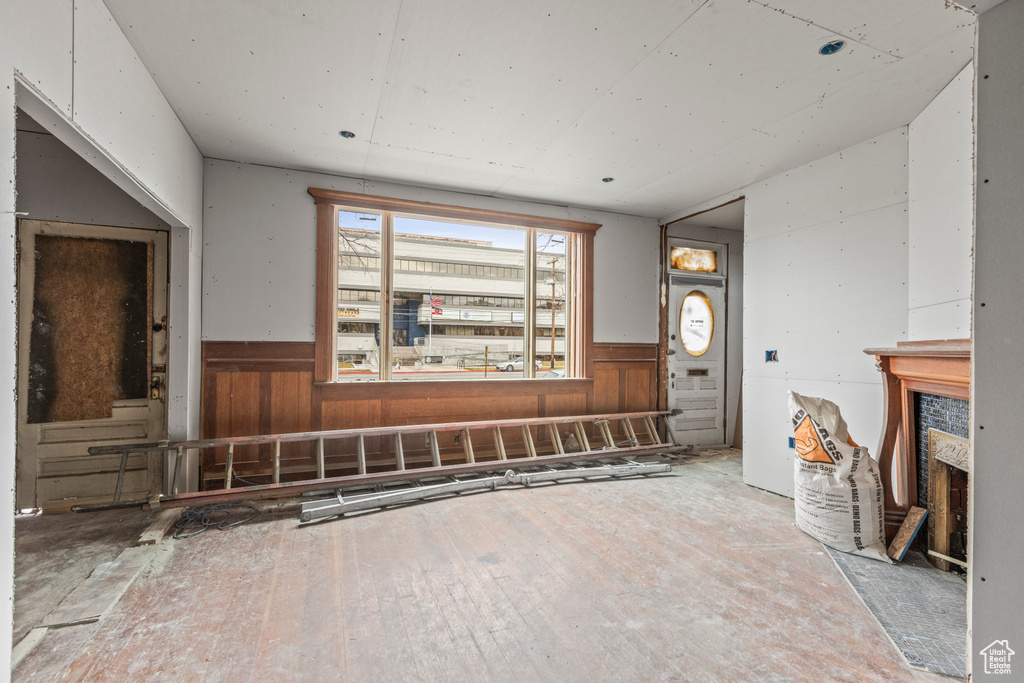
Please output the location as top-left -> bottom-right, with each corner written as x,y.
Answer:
299,459 -> 674,522
79,410 -> 680,512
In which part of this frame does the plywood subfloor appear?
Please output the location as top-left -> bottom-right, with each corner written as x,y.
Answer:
14,451 -> 946,681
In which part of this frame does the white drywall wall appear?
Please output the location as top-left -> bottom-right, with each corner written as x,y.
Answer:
14,0 -> 202,231
72,0 -> 202,230
167,225 -> 203,491
908,62 -> 974,341
15,127 -> 172,229
11,0 -> 74,117
0,16 -> 18,675
973,0 -> 1024,673
742,128 -> 909,497
665,222 -> 743,446
203,160 -> 660,344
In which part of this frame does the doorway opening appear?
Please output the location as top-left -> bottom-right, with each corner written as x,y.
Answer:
661,198 -> 744,449
667,240 -> 727,446
13,104 -> 175,512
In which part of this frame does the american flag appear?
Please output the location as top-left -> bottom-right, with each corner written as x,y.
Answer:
430,296 -> 443,306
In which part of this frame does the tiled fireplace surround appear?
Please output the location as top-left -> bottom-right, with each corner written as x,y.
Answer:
915,393 -> 969,569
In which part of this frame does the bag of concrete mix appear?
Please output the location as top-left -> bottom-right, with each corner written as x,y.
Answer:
788,391 -> 890,562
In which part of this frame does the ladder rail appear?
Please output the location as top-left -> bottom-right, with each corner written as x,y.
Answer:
300,461 -> 673,522
87,410 -> 671,455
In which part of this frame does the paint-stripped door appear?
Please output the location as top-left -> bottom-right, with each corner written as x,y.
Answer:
667,275 -> 726,446
16,220 -> 168,511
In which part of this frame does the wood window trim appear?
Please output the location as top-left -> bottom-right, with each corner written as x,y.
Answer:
310,187 -> 598,384
309,187 -> 601,235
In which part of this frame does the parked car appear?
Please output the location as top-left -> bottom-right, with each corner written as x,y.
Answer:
542,368 -> 565,378
498,356 -> 544,372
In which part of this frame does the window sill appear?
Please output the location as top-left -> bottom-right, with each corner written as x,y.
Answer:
315,376 -> 593,400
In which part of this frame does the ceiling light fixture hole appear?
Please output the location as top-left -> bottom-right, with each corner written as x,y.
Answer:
819,40 -> 845,56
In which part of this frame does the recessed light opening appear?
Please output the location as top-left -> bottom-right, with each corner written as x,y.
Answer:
819,40 -> 845,56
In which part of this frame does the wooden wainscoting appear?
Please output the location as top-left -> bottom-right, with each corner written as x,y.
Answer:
592,343 -> 658,415
200,341 -> 657,490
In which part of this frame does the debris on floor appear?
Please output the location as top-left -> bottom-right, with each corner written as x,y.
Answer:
173,503 -> 260,539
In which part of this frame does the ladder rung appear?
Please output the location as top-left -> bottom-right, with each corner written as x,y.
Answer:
394,433 -> 405,471
430,430 -> 442,468
225,444 -> 235,489
522,425 -> 536,458
357,434 -> 367,475
462,429 -> 475,463
316,438 -> 325,480
493,427 -> 507,460
643,416 -> 660,445
574,421 -> 591,452
273,440 -> 281,484
172,446 -> 184,495
621,418 -> 639,447
594,419 -> 613,448
548,423 -> 563,455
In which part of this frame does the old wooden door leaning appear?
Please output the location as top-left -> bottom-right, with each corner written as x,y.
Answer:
16,220 -> 168,511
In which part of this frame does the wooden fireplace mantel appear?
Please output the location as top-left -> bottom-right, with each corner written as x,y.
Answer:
863,340 -> 970,541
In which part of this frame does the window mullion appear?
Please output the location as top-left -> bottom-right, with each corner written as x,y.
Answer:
565,235 -> 575,376
524,228 -> 536,378
329,205 -> 340,382
380,211 -> 395,381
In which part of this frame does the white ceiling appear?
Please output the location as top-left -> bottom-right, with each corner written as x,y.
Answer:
103,0 -> 976,220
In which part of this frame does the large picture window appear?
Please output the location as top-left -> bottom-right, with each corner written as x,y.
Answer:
310,188 -> 598,382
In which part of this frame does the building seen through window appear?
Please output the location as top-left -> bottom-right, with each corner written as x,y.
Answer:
335,210 -> 571,381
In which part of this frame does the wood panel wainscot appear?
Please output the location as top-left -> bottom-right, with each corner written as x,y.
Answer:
863,340 -> 970,542
201,341 -> 657,490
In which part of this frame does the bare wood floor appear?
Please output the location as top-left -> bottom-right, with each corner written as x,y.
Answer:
14,451 -> 943,682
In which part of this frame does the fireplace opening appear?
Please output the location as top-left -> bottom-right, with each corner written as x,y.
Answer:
914,393 -> 969,574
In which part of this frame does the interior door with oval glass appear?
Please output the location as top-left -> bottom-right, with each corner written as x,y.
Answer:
667,241 -> 727,446
16,220 -> 168,511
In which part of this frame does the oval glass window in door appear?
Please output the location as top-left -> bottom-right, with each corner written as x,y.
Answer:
680,290 -> 714,357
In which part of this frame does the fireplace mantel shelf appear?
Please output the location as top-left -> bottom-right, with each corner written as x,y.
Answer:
863,342 -> 971,357
863,340 -> 970,542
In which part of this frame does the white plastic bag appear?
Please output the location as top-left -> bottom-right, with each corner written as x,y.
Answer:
788,391 -> 890,562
